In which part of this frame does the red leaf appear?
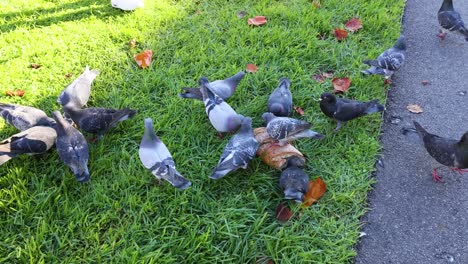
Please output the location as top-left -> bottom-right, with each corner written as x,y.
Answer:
344,17 -> 362,32
332,77 -> 351,93
294,106 -> 305,116
312,74 -> 325,83
246,63 -> 258,73
248,16 -> 267,26
302,177 -> 327,207
6,90 -> 25,97
133,50 -> 153,69
30,63 -> 41,69
237,11 -> 247,19
129,39 -> 136,48
312,0 -> 321,8
333,28 -> 348,41
275,203 -> 292,222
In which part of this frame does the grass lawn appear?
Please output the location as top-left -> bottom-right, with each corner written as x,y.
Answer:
0,0 -> 404,262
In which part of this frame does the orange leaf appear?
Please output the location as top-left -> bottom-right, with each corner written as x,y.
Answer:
65,73 -> 73,78
332,77 -> 351,93
302,177 -> 326,207
293,106 -> 305,116
133,50 -> 153,69
246,63 -> 258,73
247,16 -> 267,26
129,39 -> 137,48
344,17 -> 362,32
6,90 -> 25,97
275,203 -> 292,222
30,63 -> 41,69
407,104 -> 423,114
333,28 -> 348,41
312,0 -> 321,8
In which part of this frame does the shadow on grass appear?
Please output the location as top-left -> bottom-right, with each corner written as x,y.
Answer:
1,0 -> 125,32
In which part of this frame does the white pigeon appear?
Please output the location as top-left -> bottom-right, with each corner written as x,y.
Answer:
111,0 -> 144,11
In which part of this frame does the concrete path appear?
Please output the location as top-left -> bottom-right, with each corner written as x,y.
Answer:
355,0 -> 468,263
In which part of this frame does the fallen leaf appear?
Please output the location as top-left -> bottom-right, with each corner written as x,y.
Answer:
407,104 -> 423,114
312,74 -> 325,83
384,79 -> 392,85
65,73 -> 73,78
344,17 -> 362,32
332,77 -> 351,93
294,106 -> 305,116
275,203 -> 293,222
421,80 -> 430,85
237,11 -> 247,18
312,0 -> 321,8
30,63 -> 41,69
333,28 -> 348,41
246,63 -> 258,73
133,50 -> 153,69
302,177 -> 326,207
248,16 -> 267,26
322,71 -> 334,78
6,90 -> 25,97
129,39 -> 136,48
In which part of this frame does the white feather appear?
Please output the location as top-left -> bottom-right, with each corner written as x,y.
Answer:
111,0 -> 144,11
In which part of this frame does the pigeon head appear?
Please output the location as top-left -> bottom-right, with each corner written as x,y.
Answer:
319,92 -> 337,104
440,0 -> 453,11
261,112 -> 276,125
284,189 -> 305,203
37,117 -> 56,127
73,166 -> 90,183
226,115 -> 244,133
198,76 -> 210,86
394,35 -> 406,51
284,156 -> 305,169
459,132 -> 468,147
143,118 -> 159,142
52,111 -> 70,130
278,77 -> 291,88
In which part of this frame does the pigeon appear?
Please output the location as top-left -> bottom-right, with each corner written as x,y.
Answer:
361,35 -> 406,79
267,77 -> 293,117
57,66 -> 99,109
437,0 -> 468,41
319,92 -> 385,131
199,77 -> 243,134
63,106 -> 137,138
52,111 -> 90,182
139,118 -> 191,190
0,126 -> 56,166
261,112 -> 324,146
0,103 -> 55,131
111,0 -> 144,11
413,121 -> 468,182
179,71 -> 245,101
209,117 -> 259,179
279,156 -> 310,202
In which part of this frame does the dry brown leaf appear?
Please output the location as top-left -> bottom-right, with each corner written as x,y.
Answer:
302,177 -> 326,207
333,28 -> 348,41
312,0 -> 320,8
344,17 -> 362,32
134,50 -> 153,69
6,90 -> 25,97
129,39 -> 137,48
246,63 -> 258,73
312,74 -> 325,83
275,203 -> 292,222
332,77 -> 351,93
294,106 -> 305,116
30,63 -> 41,69
247,16 -> 267,26
407,104 -> 423,114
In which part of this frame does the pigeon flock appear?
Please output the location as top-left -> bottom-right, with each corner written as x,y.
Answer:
1,0 -> 468,203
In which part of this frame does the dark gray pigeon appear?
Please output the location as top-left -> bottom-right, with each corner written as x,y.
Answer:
63,106 -> 137,138
199,77 -> 243,134
262,112 -> 324,146
52,111 -> 90,182
0,103 -> 55,131
438,0 -> 468,41
319,92 -> 384,131
57,66 -> 99,108
0,126 -> 56,166
361,35 -> 406,79
210,117 -> 259,180
139,118 -> 191,190
267,77 -> 293,117
414,121 -> 468,182
179,71 -> 245,101
279,156 -> 309,202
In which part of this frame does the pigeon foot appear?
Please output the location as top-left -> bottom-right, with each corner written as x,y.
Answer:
432,168 -> 444,183
450,167 -> 468,175
437,32 -> 446,40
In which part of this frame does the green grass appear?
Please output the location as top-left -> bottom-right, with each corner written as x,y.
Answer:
0,0 -> 404,262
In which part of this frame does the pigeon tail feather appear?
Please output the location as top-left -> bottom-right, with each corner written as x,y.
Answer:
364,100 -> 385,114
179,87 -> 203,100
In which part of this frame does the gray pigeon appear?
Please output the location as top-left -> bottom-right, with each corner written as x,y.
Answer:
139,118 -> 191,190
179,71 -> 245,101
0,103 -> 55,131
199,77 -> 243,134
63,106 -> 137,138
52,111 -> 90,182
319,92 -> 384,131
414,121 -> 468,182
279,156 -> 309,202
57,66 -> 99,108
267,78 -> 293,117
438,0 -> 468,41
210,117 -> 259,179
0,126 -> 56,166
361,35 -> 406,79
262,112 -> 324,146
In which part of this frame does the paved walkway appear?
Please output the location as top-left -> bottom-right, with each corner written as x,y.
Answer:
355,0 -> 468,263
